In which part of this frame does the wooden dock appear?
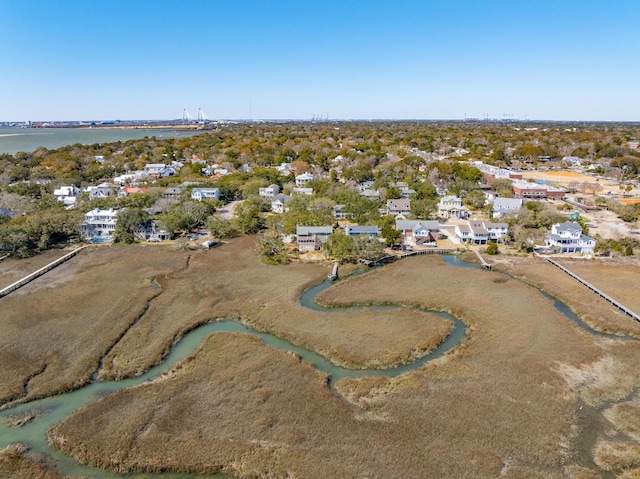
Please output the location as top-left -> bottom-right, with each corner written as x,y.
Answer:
474,250 -> 492,269
537,254 -> 640,323
362,249 -> 456,267
0,246 -> 88,298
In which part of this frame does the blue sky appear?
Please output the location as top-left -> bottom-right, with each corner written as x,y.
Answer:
1,0 -> 639,121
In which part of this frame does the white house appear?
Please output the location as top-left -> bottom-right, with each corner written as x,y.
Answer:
492,197 -> 523,218
295,172 -> 314,187
259,184 -> 281,198
87,183 -> 116,200
271,194 -> 291,214
191,188 -> 220,201
292,187 -> 313,195
53,185 -> 80,208
386,199 -> 411,216
81,208 -> 119,241
455,220 -> 508,245
545,221 -> 596,254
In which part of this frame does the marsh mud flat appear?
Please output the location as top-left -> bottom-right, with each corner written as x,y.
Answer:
0,262 -> 468,478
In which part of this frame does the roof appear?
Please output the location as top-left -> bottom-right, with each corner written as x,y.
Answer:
554,221 -> 583,234
493,197 -> 523,209
296,226 -> 333,236
387,199 -> 411,209
396,219 -> 439,231
345,225 -> 379,234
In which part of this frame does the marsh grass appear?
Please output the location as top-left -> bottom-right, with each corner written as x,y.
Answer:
0,444 -> 65,478
49,252 -> 610,477
0,244 -> 189,407
492,256 -> 640,337
594,440 -> 640,471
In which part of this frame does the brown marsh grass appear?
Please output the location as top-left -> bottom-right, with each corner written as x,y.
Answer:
0,444 -> 65,478
0,244 -> 190,407
99,236 -> 450,377
492,255 -> 640,338
49,251 -> 617,478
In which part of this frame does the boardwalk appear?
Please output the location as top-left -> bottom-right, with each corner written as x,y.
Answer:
0,246 -> 88,298
537,254 -> 640,323
474,250 -> 492,269
362,249 -> 456,267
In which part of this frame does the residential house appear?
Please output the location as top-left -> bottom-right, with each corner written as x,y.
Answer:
391,181 -> 416,199
344,225 -> 379,237
259,184 -> 281,198
386,199 -> 411,216
144,163 -> 175,177
545,221 -> 595,254
271,194 -> 291,214
395,219 -> 439,246
296,225 -> 333,252
134,220 -> 171,242
119,186 -> 148,197
81,208 -> 119,241
163,187 -> 184,200
455,220 -> 508,245
191,188 -> 220,201
53,185 -> 80,208
87,183 -> 116,200
438,196 -> 466,219
292,187 -> 313,195
492,197 -> 523,218
333,204 -> 353,221
295,172 -> 314,187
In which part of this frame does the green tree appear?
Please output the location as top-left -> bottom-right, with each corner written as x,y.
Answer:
113,208 -> 149,244
485,240 -> 498,255
381,225 -> 402,246
323,229 -> 355,262
207,214 -> 237,239
257,232 -> 290,264
463,190 -> 486,209
352,235 -> 385,260
234,201 -> 264,234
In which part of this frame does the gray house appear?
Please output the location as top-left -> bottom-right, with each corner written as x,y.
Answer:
296,226 -> 333,251
344,225 -> 379,237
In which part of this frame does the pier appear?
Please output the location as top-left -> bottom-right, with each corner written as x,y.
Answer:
474,250 -> 492,269
361,249 -> 456,267
537,254 -> 640,323
0,246 -> 88,298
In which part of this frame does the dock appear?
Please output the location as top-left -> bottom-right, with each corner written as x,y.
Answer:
0,246 -> 88,298
474,250 -> 492,269
361,249 -> 456,267
537,254 -> 640,323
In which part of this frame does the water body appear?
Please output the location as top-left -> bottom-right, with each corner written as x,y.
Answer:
0,126 -> 204,155
0,256 -> 624,478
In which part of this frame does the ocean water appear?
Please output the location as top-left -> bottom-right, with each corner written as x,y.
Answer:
0,126 -> 203,155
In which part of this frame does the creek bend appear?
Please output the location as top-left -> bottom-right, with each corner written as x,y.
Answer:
0,254 -> 625,478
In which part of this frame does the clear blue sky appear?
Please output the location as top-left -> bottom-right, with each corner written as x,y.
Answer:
2,0 -> 639,121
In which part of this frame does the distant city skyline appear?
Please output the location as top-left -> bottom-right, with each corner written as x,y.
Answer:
2,0 -> 639,122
